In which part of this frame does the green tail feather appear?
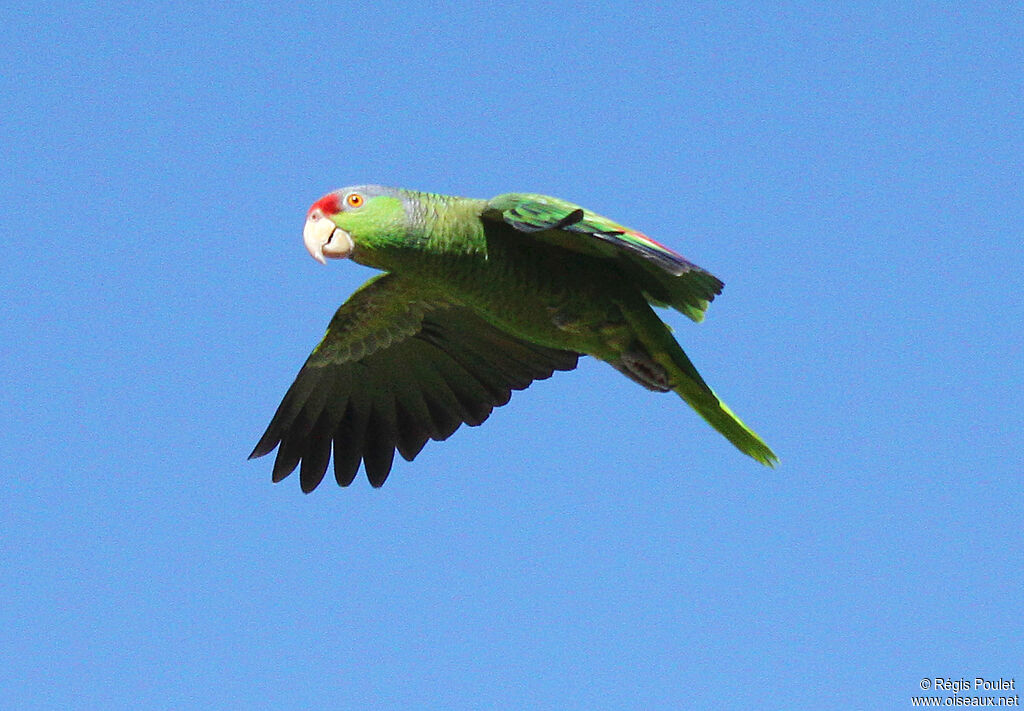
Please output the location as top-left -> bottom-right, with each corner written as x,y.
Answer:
618,300 -> 778,466
679,381 -> 778,467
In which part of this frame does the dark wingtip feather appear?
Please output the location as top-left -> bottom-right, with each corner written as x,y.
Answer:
394,398 -> 431,462
271,438 -> 302,483
363,442 -> 395,487
332,404 -> 366,487
299,419 -> 333,493
300,458 -> 329,493
249,429 -> 280,460
332,443 -> 361,487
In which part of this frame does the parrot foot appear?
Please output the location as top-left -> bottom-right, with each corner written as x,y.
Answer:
613,346 -> 671,392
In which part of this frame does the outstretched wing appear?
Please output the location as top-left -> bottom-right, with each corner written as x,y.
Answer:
250,273 -> 579,491
483,193 -> 723,322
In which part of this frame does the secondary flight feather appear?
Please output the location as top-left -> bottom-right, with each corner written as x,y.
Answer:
251,185 -> 777,490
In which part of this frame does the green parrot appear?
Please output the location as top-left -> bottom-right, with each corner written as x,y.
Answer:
250,185 -> 777,491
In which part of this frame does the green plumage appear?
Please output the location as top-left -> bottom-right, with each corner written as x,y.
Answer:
251,185 -> 777,490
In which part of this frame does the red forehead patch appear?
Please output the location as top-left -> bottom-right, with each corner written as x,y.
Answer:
308,193 -> 341,217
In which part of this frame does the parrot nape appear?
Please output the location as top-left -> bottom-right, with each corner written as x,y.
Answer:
250,185 -> 777,491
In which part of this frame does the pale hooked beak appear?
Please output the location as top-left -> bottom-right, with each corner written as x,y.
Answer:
303,211 -> 354,264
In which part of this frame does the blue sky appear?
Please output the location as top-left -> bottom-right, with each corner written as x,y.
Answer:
2,2 -> 1021,708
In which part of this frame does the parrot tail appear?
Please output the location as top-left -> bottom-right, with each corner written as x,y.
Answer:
617,299 -> 778,467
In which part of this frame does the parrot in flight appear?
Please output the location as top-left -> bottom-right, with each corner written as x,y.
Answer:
250,185 -> 777,491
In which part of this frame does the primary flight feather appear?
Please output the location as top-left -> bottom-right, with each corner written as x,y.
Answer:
250,185 -> 777,490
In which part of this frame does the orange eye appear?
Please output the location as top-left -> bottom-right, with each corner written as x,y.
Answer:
346,193 -> 364,208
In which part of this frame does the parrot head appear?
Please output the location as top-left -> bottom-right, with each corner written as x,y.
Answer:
302,185 -> 406,264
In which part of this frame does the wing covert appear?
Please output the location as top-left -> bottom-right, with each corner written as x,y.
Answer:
484,193 -> 723,322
